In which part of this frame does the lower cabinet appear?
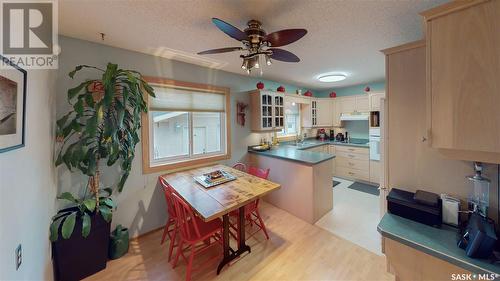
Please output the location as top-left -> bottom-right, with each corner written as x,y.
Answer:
333,146 -> 370,182
369,160 -> 381,184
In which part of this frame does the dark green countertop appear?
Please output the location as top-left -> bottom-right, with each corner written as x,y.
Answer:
247,138 -> 368,165
378,213 -> 500,275
248,145 -> 335,165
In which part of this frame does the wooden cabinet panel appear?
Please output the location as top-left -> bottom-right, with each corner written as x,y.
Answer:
355,95 -> 370,112
329,145 -> 336,175
424,0 -> 500,155
336,166 -> 370,182
335,150 -> 369,161
369,160 -> 381,184
369,92 -> 385,112
332,100 -> 341,127
338,97 -> 356,113
316,99 -> 333,127
336,157 -> 369,171
335,145 -> 369,155
250,90 -> 284,131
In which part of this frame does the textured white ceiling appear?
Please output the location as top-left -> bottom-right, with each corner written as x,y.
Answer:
58,0 -> 447,89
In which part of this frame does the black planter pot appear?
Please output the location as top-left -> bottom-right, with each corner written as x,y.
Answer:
52,207 -> 111,281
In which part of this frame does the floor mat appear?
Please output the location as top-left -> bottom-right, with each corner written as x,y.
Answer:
348,182 -> 379,196
333,180 -> 341,187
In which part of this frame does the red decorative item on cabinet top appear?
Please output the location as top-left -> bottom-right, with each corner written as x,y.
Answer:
304,90 -> 313,97
329,91 -> 337,98
364,86 -> 371,92
256,81 -> 264,90
277,85 -> 285,92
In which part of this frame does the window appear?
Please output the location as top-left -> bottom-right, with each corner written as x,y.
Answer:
278,101 -> 300,137
141,78 -> 230,173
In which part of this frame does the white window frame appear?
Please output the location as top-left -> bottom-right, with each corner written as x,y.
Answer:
141,77 -> 231,174
149,111 -> 227,167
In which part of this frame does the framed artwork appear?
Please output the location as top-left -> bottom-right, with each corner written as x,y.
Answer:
0,55 -> 27,153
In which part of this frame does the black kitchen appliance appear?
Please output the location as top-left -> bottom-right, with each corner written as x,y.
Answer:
335,133 -> 345,142
387,188 -> 442,227
457,213 -> 497,258
329,130 -> 335,140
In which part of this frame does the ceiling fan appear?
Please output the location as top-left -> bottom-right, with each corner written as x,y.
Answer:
198,18 -> 307,74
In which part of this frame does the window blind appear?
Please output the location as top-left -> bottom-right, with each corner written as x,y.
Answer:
149,86 -> 226,112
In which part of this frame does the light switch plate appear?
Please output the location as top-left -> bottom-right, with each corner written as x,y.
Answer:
15,244 -> 22,270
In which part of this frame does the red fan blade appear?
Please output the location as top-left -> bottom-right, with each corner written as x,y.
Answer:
197,47 -> 243,55
269,48 -> 300,62
212,18 -> 247,41
265,29 -> 307,47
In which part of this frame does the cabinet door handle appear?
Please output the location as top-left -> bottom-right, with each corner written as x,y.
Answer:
348,172 -> 354,175
422,136 -> 427,142
348,154 -> 355,158
348,162 -> 354,166
348,148 -> 355,151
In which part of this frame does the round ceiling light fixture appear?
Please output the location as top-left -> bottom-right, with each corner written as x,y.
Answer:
317,74 -> 347,83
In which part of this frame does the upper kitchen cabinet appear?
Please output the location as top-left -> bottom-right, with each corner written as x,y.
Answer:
337,96 -> 356,114
368,92 -> 385,112
302,98 -> 333,127
421,0 -> 500,161
337,95 -> 369,114
355,95 -> 370,112
249,90 -> 285,131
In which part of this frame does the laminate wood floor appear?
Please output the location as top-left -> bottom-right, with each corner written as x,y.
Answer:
84,201 -> 394,281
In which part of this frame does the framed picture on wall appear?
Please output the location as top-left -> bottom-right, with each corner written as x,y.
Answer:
0,55 -> 27,153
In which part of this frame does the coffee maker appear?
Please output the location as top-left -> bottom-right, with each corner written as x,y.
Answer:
329,130 -> 335,140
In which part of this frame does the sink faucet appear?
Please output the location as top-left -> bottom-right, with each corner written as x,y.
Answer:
295,133 -> 304,145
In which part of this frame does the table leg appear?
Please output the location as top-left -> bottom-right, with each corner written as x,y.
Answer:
216,207 -> 251,274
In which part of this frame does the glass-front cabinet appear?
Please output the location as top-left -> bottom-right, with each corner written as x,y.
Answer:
250,90 -> 285,131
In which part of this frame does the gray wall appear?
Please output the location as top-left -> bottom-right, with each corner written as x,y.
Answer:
56,36 -> 306,237
0,70 -> 57,280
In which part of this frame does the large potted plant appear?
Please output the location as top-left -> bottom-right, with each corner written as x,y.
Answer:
51,63 -> 154,281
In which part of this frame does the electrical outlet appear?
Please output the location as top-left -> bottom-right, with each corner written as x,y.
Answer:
15,244 -> 22,270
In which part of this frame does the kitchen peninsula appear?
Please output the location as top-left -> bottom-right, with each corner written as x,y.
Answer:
248,140 -> 335,224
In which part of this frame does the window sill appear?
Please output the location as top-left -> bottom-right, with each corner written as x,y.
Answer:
143,153 -> 230,174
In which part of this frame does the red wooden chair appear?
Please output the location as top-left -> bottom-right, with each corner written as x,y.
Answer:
159,177 -> 179,262
171,192 -> 223,281
230,166 -> 270,241
232,162 -> 247,172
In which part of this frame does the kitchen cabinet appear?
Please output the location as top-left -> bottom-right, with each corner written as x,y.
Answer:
333,145 -> 370,182
421,0 -> 500,162
355,95 -> 370,112
329,145 -> 336,175
332,100 -> 341,127
302,98 -> 333,127
249,90 -> 284,131
338,97 -> 355,114
316,99 -> 333,127
305,145 -> 328,153
337,95 -> 369,114
369,160 -> 381,184
368,92 -> 385,112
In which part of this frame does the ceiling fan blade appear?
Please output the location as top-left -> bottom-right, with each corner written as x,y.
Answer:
197,47 -> 243,55
269,48 -> 300,62
212,18 -> 247,42
265,29 -> 307,47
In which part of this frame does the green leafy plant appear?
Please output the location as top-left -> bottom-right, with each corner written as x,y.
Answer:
50,63 -> 155,241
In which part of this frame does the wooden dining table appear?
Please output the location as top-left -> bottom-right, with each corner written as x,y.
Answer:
159,164 -> 281,274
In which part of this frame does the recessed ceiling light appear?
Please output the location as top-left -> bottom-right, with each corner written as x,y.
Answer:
318,74 -> 347,83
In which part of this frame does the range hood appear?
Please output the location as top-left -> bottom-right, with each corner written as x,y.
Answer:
340,112 -> 369,121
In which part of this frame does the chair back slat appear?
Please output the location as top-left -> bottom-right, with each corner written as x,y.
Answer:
159,178 -> 176,218
171,192 -> 201,241
248,166 -> 270,180
232,162 -> 247,172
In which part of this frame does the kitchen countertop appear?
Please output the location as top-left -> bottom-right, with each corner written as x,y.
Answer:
247,138 -> 369,165
378,213 -> 500,275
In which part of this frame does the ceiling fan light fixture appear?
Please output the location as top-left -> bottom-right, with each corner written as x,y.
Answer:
318,74 -> 347,83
